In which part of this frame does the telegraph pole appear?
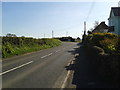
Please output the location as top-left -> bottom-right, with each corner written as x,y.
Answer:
84,21 -> 86,35
52,30 -> 54,38
82,21 -> 87,44
44,34 -> 45,38
66,32 -> 68,37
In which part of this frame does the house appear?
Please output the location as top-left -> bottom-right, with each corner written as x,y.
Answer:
108,7 -> 120,35
92,21 -> 109,33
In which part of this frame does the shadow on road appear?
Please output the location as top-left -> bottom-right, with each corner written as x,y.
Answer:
65,43 -> 118,88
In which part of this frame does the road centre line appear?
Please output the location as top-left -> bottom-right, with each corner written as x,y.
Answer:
41,53 -> 53,59
55,50 -> 61,53
0,61 -> 33,75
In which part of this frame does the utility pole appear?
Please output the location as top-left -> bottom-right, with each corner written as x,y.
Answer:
52,30 -> 54,38
66,32 -> 68,37
84,21 -> 86,35
82,21 -> 87,44
44,34 -> 45,38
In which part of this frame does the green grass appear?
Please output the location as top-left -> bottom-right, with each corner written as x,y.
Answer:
2,38 -> 62,58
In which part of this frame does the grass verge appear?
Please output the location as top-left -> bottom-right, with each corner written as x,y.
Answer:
2,38 -> 62,58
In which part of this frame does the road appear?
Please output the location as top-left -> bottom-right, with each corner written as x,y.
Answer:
2,42 -> 78,88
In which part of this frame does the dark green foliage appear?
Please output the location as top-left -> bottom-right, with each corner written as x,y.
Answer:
86,45 -> 120,85
85,33 -> 119,55
91,33 -> 117,46
100,38 -> 119,54
2,37 -> 62,58
85,33 -> 120,85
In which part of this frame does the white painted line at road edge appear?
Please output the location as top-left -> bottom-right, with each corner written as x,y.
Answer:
61,69 -> 71,88
0,61 -> 33,75
61,54 -> 76,89
61,60 -> 74,89
41,53 -> 53,59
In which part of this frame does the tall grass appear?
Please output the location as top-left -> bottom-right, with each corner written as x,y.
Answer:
2,37 -> 62,58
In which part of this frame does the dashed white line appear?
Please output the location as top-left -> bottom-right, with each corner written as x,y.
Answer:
41,53 -> 53,59
0,61 -> 33,75
55,50 -> 61,53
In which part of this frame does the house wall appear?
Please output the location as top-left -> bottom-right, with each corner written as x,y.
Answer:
100,29 -> 108,33
109,12 -> 115,26
109,11 -> 120,35
118,17 -> 120,35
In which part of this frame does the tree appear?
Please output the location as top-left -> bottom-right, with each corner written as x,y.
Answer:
6,33 -> 17,37
89,21 -> 99,32
77,37 -> 80,40
87,31 -> 92,35
94,21 -> 99,29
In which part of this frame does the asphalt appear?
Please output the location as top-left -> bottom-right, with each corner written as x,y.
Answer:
2,42 -> 79,88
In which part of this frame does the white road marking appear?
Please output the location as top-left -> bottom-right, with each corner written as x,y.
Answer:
61,70 -> 71,88
61,60 -> 74,89
0,61 -> 33,75
61,55 -> 75,89
41,53 -> 53,59
55,50 -> 61,53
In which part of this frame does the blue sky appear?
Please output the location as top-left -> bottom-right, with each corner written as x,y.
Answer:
2,1 -> 119,38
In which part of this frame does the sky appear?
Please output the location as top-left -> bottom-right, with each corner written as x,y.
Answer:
2,1 -> 120,38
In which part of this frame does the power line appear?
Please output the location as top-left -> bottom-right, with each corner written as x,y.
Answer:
83,0 -> 96,34
85,0 -> 96,21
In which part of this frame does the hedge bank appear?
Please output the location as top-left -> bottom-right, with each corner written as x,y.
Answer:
2,37 -> 62,58
84,33 -> 120,87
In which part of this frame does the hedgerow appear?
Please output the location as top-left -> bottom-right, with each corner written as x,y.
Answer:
85,33 -> 119,55
2,37 -> 62,58
84,33 -> 120,85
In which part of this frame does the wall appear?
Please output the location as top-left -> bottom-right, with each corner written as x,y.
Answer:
109,11 -> 120,35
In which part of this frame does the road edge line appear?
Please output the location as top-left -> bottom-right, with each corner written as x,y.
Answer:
61,54 -> 76,89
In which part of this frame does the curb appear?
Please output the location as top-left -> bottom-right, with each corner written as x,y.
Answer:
61,53 -> 79,89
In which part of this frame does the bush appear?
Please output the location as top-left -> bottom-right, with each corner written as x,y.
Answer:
85,33 -> 120,85
2,37 -> 62,58
85,33 -> 119,55
91,33 -> 118,46
84,34 -> 93,44
100,38 -> 118,54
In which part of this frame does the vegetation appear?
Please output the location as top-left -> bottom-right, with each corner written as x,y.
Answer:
2,36 -> 62,58
55,36 -> 75,42
84,33 -> 120,85
85,33 -> 119,55
89,21 -> 99,31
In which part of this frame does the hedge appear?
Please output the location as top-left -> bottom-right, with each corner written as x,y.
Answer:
2,37 -> 62,58
85,33 -> 120,55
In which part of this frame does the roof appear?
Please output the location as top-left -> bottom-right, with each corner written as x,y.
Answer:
111,7 -> 120,16
92,22 -> 108,33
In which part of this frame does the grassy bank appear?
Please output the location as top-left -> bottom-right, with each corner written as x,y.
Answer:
2,37 -> 62,58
